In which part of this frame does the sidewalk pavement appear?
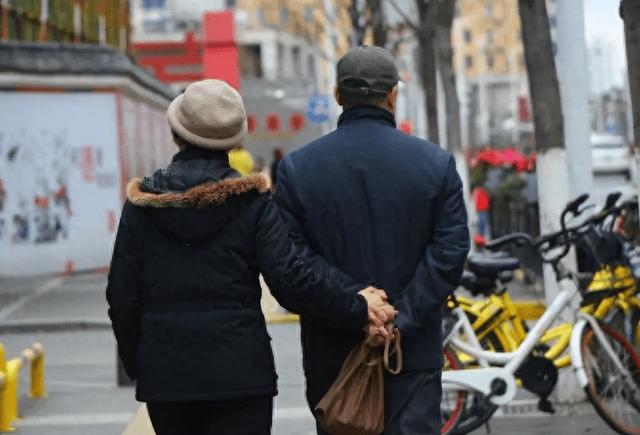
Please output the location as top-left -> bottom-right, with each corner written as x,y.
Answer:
0,272 -> 617,435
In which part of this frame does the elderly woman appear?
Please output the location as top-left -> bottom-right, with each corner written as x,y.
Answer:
106,80 -> 393,435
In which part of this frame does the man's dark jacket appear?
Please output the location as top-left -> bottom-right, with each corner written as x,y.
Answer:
274,106 -> 470,406
106,148 -> 367,402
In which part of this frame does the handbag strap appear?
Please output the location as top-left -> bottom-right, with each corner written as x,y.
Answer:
383,324 -> 402,375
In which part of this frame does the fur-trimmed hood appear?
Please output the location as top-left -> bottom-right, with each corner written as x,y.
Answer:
126,174 -> 268,209
125,170 -> 269,245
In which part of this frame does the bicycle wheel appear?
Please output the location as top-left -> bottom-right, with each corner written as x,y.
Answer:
446,312 -> 502,435
441,345 -> 465,435
630,308 -> 640,354
581,321 -> 640,434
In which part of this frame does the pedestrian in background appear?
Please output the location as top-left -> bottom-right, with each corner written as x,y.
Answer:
254,156 -> 273,189
473,184 -> 491,238
228,143 -> 254,175
106,79 -> 394,435
270,147 -> 284,190
274,46 -> 469,435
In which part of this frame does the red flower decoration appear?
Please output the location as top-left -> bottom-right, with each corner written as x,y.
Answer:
289,112 -> 305,132
265,113 -> 281,132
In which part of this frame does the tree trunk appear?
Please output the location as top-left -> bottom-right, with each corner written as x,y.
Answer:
368,0 -> 387,47
621,0 -> 640,145
415,0 -> 440,143
434,0 -> 460,152
518,0 -> 564,153
349,0 -> 366,47
435,0 -> 473,245
519,0 -> 572,314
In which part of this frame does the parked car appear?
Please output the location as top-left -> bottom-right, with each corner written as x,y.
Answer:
591,133 -> 632,179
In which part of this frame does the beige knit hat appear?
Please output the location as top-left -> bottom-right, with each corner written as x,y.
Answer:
167,79 -> 248,150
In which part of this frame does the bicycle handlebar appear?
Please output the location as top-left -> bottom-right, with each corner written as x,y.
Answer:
485,194 -> 592,265
484,232 -> 535,251
566,193 -> 589,215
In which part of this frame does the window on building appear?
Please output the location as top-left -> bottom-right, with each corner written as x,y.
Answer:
277,43 -> 284,78
465,55 -> 473,69
549,15 -> 557,28
239,44 -> 263,77
292,46 -> 301,74
143,0 -> 166,9
143,18 -> 167,33
464,29 -> 472,43
486,55 -> 494,69
304,5 -> 314,22
484,3 -> 493,17
280,7 -> 288,24
308,54 -> 316,81
226,0 -> 236,8
257,7 -> 265,24
486,31 -> 493,45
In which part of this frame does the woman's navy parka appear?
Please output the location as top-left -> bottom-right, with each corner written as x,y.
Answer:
106,147 -> 367,402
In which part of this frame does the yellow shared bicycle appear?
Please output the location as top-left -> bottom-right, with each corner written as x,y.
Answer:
443,194 -> 640,435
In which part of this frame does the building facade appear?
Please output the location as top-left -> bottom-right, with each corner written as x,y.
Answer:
452,0 -> 557,148
0,42 -> 176,275
130,0 -> 351,90
0,0 -> 130,50
129,0 -> 353,162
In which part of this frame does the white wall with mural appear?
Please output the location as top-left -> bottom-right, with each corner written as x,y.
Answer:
0,92 -> 122,275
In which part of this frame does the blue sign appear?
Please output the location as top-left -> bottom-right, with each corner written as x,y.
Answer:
307,94 -> 330,124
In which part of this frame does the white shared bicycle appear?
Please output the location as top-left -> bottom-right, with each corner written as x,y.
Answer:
441,194 -> 640,435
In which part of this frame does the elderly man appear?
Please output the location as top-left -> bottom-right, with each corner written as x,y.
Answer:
274,46 -> 470,435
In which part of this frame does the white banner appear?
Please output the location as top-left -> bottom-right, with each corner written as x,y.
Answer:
0,92 -> 122,275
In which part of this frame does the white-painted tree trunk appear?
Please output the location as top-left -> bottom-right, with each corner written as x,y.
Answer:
454,151 -> 473,245
550,0 -> 591,403
537,149 -> 585,404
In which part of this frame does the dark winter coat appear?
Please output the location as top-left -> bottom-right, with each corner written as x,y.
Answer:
274,106 -> 470,404
106,147 -> 367,402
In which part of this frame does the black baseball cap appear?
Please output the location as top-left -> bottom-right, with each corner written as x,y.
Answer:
336,46 -> 400,97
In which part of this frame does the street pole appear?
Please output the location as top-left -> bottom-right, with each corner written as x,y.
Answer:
321,0 -> 338,134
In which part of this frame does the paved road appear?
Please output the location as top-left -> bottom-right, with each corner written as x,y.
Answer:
0,273 -> 618,434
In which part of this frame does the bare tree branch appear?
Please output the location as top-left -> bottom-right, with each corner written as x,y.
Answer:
415,0 -> 440,142
519,0 -> 564,153
620,0 -> 640,144
386,0 -> 421,35
435,0 -> 461,151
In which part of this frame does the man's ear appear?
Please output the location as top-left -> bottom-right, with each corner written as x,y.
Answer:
387,86 -> 399,111
334,85 -> 342,106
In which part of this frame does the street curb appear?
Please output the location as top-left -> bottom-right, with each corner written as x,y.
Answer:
0,314 -> 300,334
266,313 -> 299,324
497,399 -> 595,417
0,318 -> 111,334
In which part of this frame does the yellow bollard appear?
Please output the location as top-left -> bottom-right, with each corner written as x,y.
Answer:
0,343 -> 5,373
28,343 -> 46,399
0,371 -> 12,433
5,358 -> 21,427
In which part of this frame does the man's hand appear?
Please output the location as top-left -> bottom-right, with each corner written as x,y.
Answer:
364,323 -> 387,347
364,323 -> 396,347
359,287 -> 398,329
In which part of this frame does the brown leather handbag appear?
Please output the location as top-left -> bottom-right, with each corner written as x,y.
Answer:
315,325 -> 402,435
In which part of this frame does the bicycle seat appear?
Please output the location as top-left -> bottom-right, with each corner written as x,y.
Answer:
459,269 -> 514,296
467,254 -> 520,277
460,271 -> 477,289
